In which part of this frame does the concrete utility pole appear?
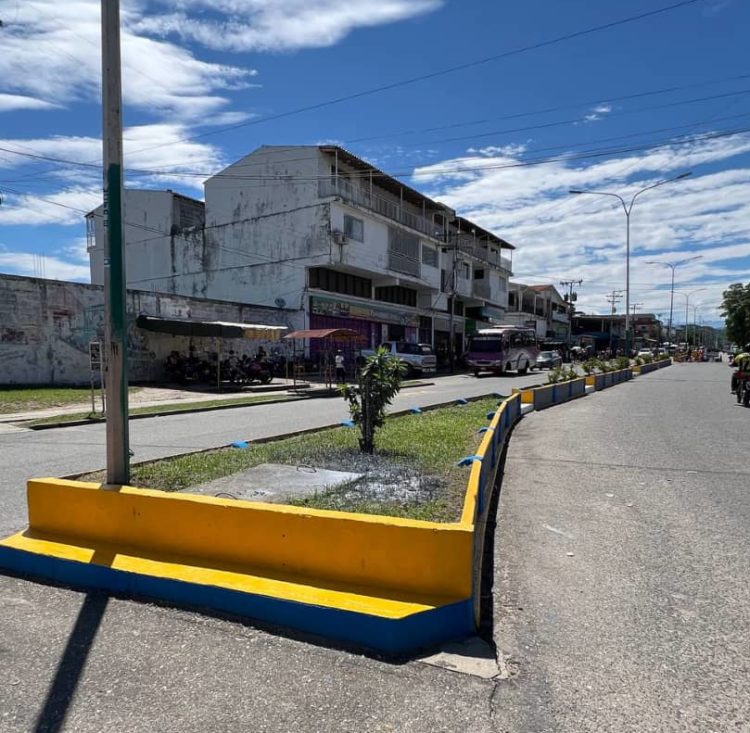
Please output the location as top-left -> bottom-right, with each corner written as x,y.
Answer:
560,279 -> 582,346
606,289 -> 623,353
447,221 -> 461,374
101,0 -> 130,484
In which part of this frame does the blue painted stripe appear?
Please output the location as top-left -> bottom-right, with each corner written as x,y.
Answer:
0,546 -> 473,655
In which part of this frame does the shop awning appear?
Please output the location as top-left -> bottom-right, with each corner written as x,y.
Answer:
136,315 -> 287,340
284,328 -> 364,342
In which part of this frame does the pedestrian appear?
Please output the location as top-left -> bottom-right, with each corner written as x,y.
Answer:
335,350 -> 346,382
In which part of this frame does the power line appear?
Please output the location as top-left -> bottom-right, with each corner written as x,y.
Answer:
346,71 -> 750,144
3,124 -> 748,184
122,0 -> 708,156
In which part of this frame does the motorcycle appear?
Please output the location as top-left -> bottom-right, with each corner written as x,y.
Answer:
737,373 -> 750,407
239,355 -> 273,385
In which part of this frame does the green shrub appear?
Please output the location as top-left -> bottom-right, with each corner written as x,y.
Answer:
547,366 -> 578,383
582,358 -> 599,375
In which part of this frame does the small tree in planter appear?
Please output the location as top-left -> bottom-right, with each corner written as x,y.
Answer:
341,347 -> 406,454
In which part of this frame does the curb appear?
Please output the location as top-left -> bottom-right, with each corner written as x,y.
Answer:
20,380 -> 438,431
64,391 -> 492,480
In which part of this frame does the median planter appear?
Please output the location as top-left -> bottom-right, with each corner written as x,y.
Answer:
0,394 -> 523,655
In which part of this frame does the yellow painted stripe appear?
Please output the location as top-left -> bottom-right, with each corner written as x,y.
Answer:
0,532 -> 460,619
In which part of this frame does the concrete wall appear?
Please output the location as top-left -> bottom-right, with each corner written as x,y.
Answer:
0,274 -> 299,386
88,190 -> 207,289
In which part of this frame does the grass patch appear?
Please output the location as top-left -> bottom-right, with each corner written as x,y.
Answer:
0,386 -> 140,415
79,397 -> 499,522
24,393 -> 303,427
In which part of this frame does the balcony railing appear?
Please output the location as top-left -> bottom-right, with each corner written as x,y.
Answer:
319,179 -> 444,240
455,237 -> 512,271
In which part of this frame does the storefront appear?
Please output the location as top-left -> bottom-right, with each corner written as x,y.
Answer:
308,294 -> 421,349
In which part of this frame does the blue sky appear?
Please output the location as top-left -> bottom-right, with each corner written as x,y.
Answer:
1,0 -> 748,325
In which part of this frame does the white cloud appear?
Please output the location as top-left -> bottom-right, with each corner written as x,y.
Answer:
411,132 -> 750,322
0,250 -> 90,281
63,237 -> 90,264
135,0 -> 443,52
0,188 -> 101,226
0,123 -> 224,190
0,0 -> 255,120
0,94 -> 61,113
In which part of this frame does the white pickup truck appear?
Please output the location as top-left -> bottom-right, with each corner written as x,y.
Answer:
359,341 -> 437,376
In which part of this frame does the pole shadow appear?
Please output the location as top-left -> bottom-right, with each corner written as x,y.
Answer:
33,592 -> 109,733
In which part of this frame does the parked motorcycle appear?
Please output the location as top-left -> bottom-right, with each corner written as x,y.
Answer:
239,354 -> 272,385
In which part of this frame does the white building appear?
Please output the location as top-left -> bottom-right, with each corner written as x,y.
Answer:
505,283 -> 569,340
87,145 -> 515,359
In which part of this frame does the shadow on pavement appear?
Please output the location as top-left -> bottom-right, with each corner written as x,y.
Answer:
478,421 -> 517,648
33,592 -> 109,733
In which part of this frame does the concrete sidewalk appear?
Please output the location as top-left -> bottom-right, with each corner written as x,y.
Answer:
0,382 -> 302,423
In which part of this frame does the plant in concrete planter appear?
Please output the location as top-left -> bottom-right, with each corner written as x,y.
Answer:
582,359 -> 599,375
547,366 -> 578,383
613,356 -> 631,370
341,347 -> 406,454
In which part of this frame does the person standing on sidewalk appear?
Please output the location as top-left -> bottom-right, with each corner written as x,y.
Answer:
335,350 -> 346,383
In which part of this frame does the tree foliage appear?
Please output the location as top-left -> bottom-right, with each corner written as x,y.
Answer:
721,283 -> 750,347
341,347 -> 406,454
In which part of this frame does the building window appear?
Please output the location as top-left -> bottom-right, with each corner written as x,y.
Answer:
463,263 -> 470,279
421,245 -> 438,268
388,226 -> 420,277
473,269 -> 485,280
375,286 -> 417,308
309,267 -> 371,299
343,214 -> 364,242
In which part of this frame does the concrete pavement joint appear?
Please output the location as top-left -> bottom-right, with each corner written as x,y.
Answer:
507,455 -> 750,478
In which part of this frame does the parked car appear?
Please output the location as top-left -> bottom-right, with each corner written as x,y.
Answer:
359,341 -> 437,376
535,350 -> 563,369
637,349 -> 653,358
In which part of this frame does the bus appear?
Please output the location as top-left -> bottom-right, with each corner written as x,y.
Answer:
465,326 -> 539,376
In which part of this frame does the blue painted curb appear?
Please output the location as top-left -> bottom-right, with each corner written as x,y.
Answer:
0,545 -> 473,656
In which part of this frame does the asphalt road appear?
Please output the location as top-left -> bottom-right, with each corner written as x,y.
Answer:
0,371 -> 542,536
492,361 -> 750,731
2,362 -> 747,732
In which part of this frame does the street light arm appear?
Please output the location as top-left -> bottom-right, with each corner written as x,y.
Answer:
627,171 -> 692,213
569,189 -> 627,214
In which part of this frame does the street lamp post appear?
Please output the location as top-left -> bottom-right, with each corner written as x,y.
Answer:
645,256 -> 702,346
674,288 -> 705,350
570,171 -> 691,355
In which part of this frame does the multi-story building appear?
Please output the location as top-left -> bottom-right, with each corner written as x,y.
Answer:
87,145 -> 515,357
87,189 -> 206,289
505,283 -> 569,340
